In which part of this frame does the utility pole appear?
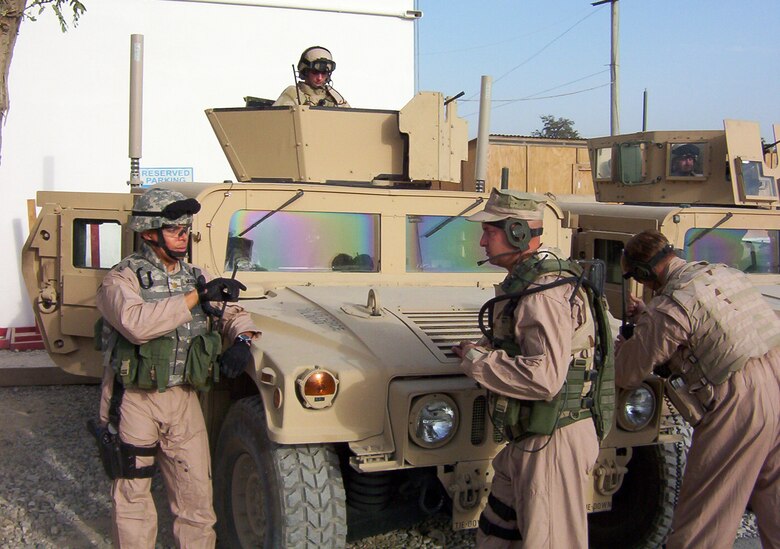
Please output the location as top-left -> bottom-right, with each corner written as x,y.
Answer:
593,0 -> 620,135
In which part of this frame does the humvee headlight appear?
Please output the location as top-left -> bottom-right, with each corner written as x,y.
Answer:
296,367 -> 339,409
617,384 -> 656,431
408,394 -> 458,449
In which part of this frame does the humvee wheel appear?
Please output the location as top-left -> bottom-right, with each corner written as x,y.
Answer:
588,413 -> 691,548
214,396 -> 347,548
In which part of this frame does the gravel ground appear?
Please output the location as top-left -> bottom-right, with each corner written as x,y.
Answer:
0,377 -> 761,548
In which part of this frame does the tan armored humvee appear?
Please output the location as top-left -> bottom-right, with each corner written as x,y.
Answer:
559,119 -> 780,547
22,92 -> 687,548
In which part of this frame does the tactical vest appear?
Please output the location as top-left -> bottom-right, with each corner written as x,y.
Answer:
297,82 -> 348,107
484,256 -> 615,441
98,244 -> 221,392
662,261 -> 780,385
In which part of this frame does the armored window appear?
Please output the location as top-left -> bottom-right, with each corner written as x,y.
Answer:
684,228 -> 780,274
593,238 -> 625,285
72,219 -> 122,269
735,160 -> 777,199
617,142 -> 647,185
225,210 -> 379,272
594,147 -> 613,181
405,215 -> 502,273
667,142 -> 707,179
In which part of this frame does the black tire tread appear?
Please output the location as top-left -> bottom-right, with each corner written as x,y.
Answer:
215,395 -> 347,548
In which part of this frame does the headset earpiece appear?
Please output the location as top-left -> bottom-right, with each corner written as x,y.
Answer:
504,218 -> 543,251
624,244 -> 674,282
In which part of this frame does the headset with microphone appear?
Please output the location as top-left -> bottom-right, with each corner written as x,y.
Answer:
476,218 -> 544,266
622,244 -> 674,282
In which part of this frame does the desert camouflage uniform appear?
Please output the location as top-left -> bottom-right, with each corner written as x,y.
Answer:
273,81 -> 350,107
616,256 -> 780,549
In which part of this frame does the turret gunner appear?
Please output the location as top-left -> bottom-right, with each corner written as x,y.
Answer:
273,46 -> 350,108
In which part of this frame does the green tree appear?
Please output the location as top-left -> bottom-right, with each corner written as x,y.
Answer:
531,115 -> 581,139
0,0 -> 85,161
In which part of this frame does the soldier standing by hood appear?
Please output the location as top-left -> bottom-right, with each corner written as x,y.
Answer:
273,46 -> 350,107
616,229 -> 780,549
453,188 -> 602,548
95,188 -> 260,548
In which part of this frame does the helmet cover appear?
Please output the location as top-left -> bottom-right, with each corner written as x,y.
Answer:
128,188 -> 201,232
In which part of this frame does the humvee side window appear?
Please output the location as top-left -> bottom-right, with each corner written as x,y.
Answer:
73,219 -> 122,269
406,216 -> 502,273
736,160 -> 777,198
225,210 -> 379,272
684,228 -> 780,273
668,142 -> 706,179
593,238 -> 625,284
617,143 -> 646,185
594,147 -> 612,180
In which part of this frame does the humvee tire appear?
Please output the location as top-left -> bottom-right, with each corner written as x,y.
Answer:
214,396 -> 347,548
588,411 -> 692,548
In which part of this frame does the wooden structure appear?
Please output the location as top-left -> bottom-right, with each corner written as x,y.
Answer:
462,135 -> 594,196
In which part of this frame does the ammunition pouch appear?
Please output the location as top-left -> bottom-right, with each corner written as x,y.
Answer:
112,334 -> 174,391
662,350 -> 715,427
184,332 -> 222,390
103,323 -> 221,392
86,419 -> 157,480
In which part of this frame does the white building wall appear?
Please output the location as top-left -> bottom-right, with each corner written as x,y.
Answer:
0,0 -> 416,327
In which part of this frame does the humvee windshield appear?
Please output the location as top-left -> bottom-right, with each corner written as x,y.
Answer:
684,228 -> 780,273
406,216 -> 502,273
224,211 -> 499,274
226,210 -> 380,272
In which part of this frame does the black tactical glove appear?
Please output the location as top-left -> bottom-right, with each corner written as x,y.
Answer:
196,275 -> 247,303
219,336 -> 253,379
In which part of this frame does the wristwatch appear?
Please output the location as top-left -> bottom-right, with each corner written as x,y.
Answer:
236,333 -> 253,346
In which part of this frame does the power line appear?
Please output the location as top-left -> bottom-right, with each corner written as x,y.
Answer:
419,9 -> 593,56
522,69 -> 609,100
463,6 -> 605,102
492,8 -> 603,86
459,81 -> 610,119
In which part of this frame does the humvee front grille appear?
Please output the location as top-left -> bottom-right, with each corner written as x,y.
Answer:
400,309 -> 482,359
471,395 -> 486,445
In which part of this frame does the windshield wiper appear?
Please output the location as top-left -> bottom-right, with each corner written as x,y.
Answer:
238,189 -> 305,237
423,197 -> 484,239
685,212 -> 733,248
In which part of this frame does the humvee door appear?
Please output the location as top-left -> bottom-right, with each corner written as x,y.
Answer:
21,191 -> 134,377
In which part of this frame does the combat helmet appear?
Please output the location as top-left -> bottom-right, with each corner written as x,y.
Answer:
129,188 -> 201,232
297,46 -> 336,79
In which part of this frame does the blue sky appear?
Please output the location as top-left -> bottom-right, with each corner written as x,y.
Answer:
415,0 -> 780,140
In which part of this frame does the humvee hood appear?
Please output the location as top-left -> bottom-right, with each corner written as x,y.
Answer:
241,285 -> 494,374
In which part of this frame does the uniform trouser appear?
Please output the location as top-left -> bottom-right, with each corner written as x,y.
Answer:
476,419 -> 600,549
109,385 -> 217,549
667,350 -> 780,549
